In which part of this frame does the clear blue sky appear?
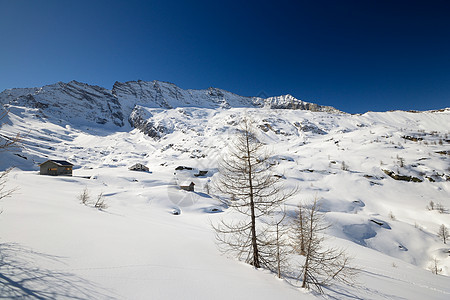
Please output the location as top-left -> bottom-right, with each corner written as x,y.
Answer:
1,0 -> 449,113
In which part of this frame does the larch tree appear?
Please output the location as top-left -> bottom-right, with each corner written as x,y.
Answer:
213,118 -> 295,269
292,199 -> 357,293
437,224 -> 449,244
268,208 -> 291,278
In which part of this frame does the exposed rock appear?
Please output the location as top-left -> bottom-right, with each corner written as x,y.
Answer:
128,106 -> 169,139
1,80 -> 342,130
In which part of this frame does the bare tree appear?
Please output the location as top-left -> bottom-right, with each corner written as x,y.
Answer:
437,224 -> 449,244
271,210 -> 291,278
94,192 -> 107,209
291,203 -> 307,256
0,168 -> 16,214
213,118 -> 295,269
0,169 -> 13,199
292,199 -> 357,293
78,187 -> 90,205
428,257 -> 442,275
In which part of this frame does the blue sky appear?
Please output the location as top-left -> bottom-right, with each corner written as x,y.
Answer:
0,0 -> 449,113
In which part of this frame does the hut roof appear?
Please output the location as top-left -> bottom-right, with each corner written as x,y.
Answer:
39,160 -> 73,166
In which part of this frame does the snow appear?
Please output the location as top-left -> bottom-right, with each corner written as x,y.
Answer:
0,81 -> 449,299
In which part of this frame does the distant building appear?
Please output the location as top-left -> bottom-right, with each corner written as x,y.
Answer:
180,181 -> 195,192
129,163 -> 149,172
39,160 -> 73,176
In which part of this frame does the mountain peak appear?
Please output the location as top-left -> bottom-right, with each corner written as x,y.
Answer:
1,80 -> 342,128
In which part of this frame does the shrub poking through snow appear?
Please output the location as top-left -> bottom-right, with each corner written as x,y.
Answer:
78,188 -> 106,209
388,211 -> 396,221
94,192 -> 107,209
78,187 -> 90,205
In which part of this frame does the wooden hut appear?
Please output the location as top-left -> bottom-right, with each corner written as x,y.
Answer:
39,160 -> 73,176
180,181 -> 195,192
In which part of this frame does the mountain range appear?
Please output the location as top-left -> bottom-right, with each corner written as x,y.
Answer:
0,80 -> 449,299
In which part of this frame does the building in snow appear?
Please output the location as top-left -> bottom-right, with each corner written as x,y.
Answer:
180,181 -> 195,192
39,160 -> 73,176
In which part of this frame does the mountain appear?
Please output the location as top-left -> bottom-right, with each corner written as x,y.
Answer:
0,81 -> 124,127
0,80 -> 341,130
0,81 -> 449,299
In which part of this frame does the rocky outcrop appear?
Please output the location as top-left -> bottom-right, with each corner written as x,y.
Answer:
128,106 -> 169,139
258,94 -> 340,113
0,81 -> 124,127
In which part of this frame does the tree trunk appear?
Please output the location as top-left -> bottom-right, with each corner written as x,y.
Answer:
247,131 -> 260,268
276,222 -> 281,278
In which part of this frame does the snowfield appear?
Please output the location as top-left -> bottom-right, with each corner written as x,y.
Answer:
0,81 -> 449,299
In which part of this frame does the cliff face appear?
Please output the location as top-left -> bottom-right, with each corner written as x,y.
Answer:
0,80 -> 342,129
0,81 -> 124,127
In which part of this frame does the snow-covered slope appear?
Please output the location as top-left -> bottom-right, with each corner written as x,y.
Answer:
0,81 -> 449,299
0,80 -> 341,131
0,81 -> 124,127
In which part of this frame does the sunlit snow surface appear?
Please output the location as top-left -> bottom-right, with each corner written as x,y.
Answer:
0,104 -> 449,299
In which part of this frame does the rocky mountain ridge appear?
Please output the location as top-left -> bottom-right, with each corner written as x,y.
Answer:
0,80 -> 341,129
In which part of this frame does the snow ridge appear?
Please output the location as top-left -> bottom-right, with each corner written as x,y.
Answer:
0,80 -> 341,129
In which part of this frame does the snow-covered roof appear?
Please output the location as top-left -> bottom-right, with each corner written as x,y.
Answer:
39,160 -> 73,166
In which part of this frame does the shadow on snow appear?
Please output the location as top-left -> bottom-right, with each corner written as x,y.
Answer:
0,242 -> 116,299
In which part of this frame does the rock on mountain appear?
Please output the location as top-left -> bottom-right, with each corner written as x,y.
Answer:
261,94 -> 339,112
0,80 -> 342,130
0,81 -> 124,127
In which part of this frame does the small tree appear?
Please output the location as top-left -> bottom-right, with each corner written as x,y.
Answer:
266,209 -> 291,278
388,211 -> 396,221
396,155 -> 405,167
78,187 -> 90,205
204,180 -> 210,194
0,168 -> 16,215
292,203 -> 307,256
94,192 -> 107,209
428,257 -> 442,275
0,168 -> 15,203
293,199 -> 357,293
437,224 -> 449,244
435,203 -> 446,214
